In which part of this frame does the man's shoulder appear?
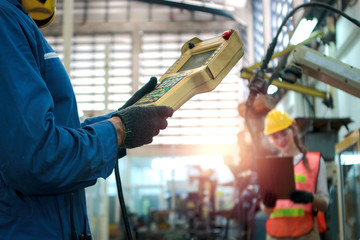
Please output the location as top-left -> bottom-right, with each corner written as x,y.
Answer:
0,0 -> 11,11
0,0 -> 26,21
0,0 -> 21,11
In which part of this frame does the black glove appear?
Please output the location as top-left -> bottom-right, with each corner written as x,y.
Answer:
262,191 -> 277,208
112,105 -> 173,149
119,76 -> 158,110
289,190 -> 314,204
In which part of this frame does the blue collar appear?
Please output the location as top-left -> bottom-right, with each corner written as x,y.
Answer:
6,0 -> 28,14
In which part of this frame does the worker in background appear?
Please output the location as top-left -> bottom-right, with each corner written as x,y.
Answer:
0,0 -> 173,239
261,110 -> 329,240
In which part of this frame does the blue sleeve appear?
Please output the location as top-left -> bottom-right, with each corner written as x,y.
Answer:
81,111 -> 116,127
81,112 -> 127,159
0,6 -> 118,195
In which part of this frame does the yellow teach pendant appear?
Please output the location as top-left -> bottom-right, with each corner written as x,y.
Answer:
135,29 -> 244,110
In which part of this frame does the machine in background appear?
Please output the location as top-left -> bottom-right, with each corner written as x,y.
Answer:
335,129 -> 360,240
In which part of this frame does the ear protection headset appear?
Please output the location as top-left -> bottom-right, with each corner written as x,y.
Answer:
21,0 -> 56,28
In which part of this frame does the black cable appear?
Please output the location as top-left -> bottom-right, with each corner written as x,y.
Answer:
115,158 -> 133,240
245,2 -> 360,111
70,193 -> 78,240
261,2 -> 360,71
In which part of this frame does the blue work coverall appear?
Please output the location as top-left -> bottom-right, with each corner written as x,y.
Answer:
0,0 -> 119,238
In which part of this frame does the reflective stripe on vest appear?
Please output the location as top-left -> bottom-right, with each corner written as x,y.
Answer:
295,174 -> 306,183
270,208 -> 304,218
266,152 -> 321,238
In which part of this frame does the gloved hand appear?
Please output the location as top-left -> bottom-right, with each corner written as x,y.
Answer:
289,190 -> 314,204
262,191 -> 277,208
112,105 -> 173,149
119,76 -> 158,110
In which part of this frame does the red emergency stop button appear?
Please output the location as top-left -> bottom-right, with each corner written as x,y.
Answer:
222,30 -> 232,40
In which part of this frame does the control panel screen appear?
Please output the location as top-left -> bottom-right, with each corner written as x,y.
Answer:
177,49 -> 216,72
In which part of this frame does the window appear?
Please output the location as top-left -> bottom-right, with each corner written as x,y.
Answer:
252,0 -> 265,63
47,33 -> 134,115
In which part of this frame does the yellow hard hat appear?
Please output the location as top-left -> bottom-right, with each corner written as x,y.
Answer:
264,109 -> 295,136
22,0 -> 57,28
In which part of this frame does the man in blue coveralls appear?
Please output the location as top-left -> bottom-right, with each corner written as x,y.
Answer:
0,0 -> 174,239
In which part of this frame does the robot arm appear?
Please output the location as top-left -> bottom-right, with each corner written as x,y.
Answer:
286,45 -> 360,98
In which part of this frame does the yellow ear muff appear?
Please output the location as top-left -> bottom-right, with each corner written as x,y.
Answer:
21,0 -> 56,28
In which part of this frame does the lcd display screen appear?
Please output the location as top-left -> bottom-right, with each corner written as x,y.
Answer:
177,50 -> 216,72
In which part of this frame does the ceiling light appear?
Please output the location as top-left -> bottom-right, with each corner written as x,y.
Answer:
267,84 -> 278,95
290,18 -> 318,45
225,0 -> 247,8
